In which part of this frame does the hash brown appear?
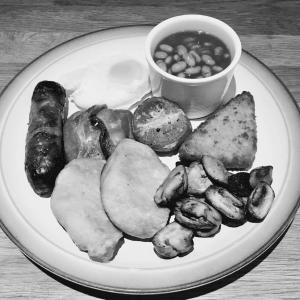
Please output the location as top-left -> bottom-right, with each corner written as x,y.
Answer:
179,91 -> 257,170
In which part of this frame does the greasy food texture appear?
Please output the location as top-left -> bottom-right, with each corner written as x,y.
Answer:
51,158 -> 123,262
179,91 -> 257,170
155,165 -> 188,206
132,97 -> 192,153
96,108 -> 134,158
152,222 -> 194,259
63,105 -> 106,162
153,31 -> 231,79
101,139 -> 170,239
25,81 -> 67,197
174,197 -> 222,237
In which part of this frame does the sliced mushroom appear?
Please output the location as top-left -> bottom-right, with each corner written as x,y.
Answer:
152,222 -> 194,259
247,182 -> 275,221
154,165 -> 188,206
239,196 -> 249,206
195,223 -> 221,237
202,155 -> 229,185
205,185 -> 246,222
174,196 -> 222,237
186,162 -> 212,195
249,166 -> 273,188
227,172 -> 253,197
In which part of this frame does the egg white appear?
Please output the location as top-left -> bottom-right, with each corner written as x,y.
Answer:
60,55 -> 151,110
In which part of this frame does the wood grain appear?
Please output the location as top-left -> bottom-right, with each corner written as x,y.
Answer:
0,0 -> 299,299
0,0 -> 299,35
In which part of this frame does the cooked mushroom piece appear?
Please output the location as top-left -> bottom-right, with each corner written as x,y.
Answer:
152,222 -> 194,259
205,185 -> 246,222
227,172 -> 253,197
154,165 -> 188,206
186,161 -> 212,195
239,196 -> 249,206
194,224 -> 221,237
249,166 -> 273,188
202,155 -> 229,185
247,182 -> 275,221
174,196 -> 222,237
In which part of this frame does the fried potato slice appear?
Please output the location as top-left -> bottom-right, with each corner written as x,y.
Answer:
101,139 -> 170,239
179,91 -> 257,170
51,158 -> 123,262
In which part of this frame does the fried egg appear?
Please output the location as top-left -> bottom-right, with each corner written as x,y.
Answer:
60,55 -> 150,110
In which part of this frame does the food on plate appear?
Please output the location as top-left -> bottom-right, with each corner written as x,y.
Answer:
25,81 -> 67,197
61,57 -> 150,110
227,172 -> 253,197
101,139 -> 170,239
186,161 -> 212,196
155,158 -> 274,226
154,165 -> 188,206
64,105 -> 134,162
153,153 -> 275,258
154,159 -> 217,207
205,185 -> 246,223
132,96 -> 192,153
51,158 -> 123,262
152,221 -> 194,259
24,70 -> 274,262
247,182 -> 275,221
153,31 -> 231,78
63,105 -> 106,162
174,196 -> 222,237
249,166 -> 273,188
202,155 -> 230,186
179,91 -> 257,170
96,108 -> 133,158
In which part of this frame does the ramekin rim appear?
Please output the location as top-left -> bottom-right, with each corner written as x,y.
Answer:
145,14 -> 242,84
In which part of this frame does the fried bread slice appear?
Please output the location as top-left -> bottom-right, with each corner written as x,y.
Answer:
179,91 -> 257,170
101,139 -> 170,239
51,158 -> 123,262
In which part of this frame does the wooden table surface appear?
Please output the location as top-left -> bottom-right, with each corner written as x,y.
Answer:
0,0 -> 299,299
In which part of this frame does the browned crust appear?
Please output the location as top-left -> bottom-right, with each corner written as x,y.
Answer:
25,81 -> 67,197
179,91 -> 257,170
132,97 -> 192,153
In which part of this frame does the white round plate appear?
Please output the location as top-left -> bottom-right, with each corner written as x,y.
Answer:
0,26 -> 300,295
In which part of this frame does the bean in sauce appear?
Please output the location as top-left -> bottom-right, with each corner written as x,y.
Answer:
153,31 -> 231,79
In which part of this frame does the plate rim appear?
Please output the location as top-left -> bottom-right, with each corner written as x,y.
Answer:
0,25 -> 300,295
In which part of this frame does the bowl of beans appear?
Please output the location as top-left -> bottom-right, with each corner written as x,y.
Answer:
145,15 -> 242,119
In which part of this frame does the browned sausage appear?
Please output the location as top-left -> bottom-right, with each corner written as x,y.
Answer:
25,81 -> 67,197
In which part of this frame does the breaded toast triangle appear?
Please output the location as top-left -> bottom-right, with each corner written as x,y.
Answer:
179,91 -> 257,170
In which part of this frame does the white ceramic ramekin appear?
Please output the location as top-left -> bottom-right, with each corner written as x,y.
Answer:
145,15 -> 242,119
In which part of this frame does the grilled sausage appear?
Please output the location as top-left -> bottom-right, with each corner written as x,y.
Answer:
25,81 -> 67,197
